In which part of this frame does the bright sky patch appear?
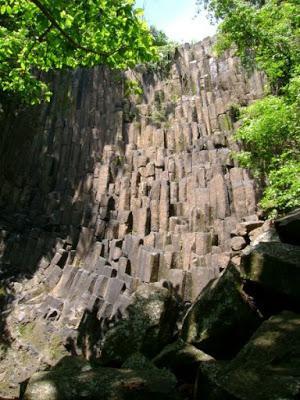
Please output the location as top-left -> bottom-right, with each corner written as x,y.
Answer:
135,0 -> 217,43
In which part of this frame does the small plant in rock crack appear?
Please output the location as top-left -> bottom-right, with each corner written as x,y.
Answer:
124,79 -> 143,98
150,107 -> 168,126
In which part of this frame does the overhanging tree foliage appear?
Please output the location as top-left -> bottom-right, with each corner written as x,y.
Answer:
0,0 -> 158,104
197,0 -> 300,216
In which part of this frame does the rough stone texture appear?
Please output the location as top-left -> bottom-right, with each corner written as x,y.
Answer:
181,265 -> 262,358
152,339 -> 214,382
0,37 -> 266,396
194,361 -> 232,400
100,283 -> 179,365
196,312 -> 300,400
240,242 -> 300,301
236,221 -> 264,237
231,236 -> 247,251
24,356 -> 178,400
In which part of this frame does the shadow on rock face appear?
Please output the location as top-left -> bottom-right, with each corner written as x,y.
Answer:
21,355 -> 180,400
240,241 -> 300,304
76,282 -> 181,366
181,264 -> 263,359
19,281 -> 184,400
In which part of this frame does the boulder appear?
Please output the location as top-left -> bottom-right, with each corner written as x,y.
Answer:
195,361 -> 234,400
24,355 -> 179,400
196,311 -> 300,400
152,339 -> 214,382
275,208 -> 300,245
181,265 -> 262,359
100,283 -> 179,365
122,352 -> 157,369
240,242 -> 300,301
0,318 -> 69,399
236,221 -> 264,237
250,223 -> 280,247
230,236 -> 247,251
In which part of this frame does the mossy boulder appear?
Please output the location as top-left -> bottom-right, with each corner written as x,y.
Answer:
152,339 -> 214,382
195,361 -> 235,400
101,283 -> 179,365
181,265 -> 262,359
0,319 -> 68,399
24,355 -> 179,400
240,242 -> 300,301
122,352 -> 155,370
196,311 -> 300,400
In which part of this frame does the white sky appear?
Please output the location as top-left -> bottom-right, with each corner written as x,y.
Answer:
135,0 -> 217,43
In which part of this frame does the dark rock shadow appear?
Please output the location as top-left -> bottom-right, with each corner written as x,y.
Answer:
20,354 -> 182,400
19,281 -> 185,399
0,65 -> 125,350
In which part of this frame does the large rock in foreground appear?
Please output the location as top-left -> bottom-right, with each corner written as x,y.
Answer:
240,242 -> 300,301
24,356 -> 178,400
196,311 -> 300,400
181,265 -> 262,359
100,283 -> 179,365
153,339 -> 214,382
275,208 -> 300,245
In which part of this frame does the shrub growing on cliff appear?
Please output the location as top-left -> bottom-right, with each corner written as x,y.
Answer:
234,77 -> 300,217
235,91 -> 299,174
197,0 -> 300,216
0,0 -> 158,104
234,89 -> 300,216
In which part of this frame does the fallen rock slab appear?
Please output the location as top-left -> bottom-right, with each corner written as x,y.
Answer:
100,283 -> 179,365
196,311 -> 300,400
236,221 -> 264,237
181,265 -> 262,359
240,242 -> 300,301
152,339 -> 214,382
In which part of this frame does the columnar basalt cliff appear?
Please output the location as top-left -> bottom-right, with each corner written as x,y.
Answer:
0,37 -> 267,397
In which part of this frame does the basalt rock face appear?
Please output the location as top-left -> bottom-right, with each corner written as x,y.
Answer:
0,37 -> 266,397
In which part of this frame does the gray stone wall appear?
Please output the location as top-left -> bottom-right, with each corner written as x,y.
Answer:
0,37 -> 266,323
0,37 -> 268,397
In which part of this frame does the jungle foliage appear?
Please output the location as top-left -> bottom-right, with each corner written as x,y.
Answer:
0,0 -> 158,105
197,0 -> 300,216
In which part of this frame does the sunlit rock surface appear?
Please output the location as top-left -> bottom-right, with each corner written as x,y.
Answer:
0,37 -> 266,398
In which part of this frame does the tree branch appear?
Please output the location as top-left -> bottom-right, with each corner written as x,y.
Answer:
38,22 -> 53,42
28,0 -> 109,57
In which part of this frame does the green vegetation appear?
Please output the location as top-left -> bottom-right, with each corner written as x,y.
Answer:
149,89 -> 176,128
146,29 -> 178,77
151,104 -> 168,125
0,0 -> 158,105
150,26 -> 169,47
234,82 -> 300,215
124,78 -> 143,97
197,0 -> 300,216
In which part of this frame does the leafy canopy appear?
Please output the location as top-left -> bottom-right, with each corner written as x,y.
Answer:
235,78 -> 300,215
197,0 -> 300,216
0,0 -> 158,104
